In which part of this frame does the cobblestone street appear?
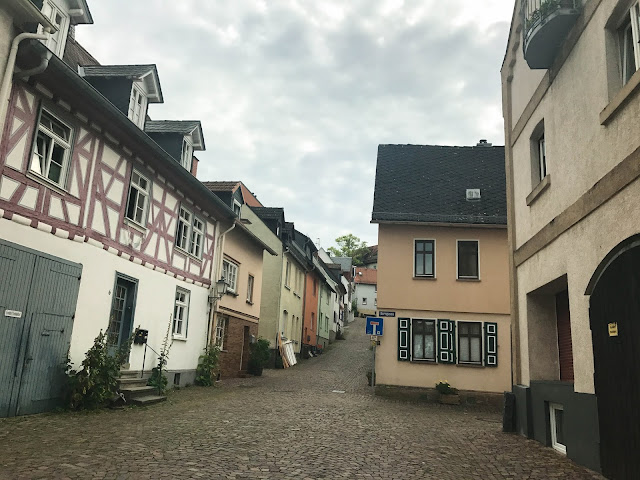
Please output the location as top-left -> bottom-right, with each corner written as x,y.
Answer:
0,317 -> 603,480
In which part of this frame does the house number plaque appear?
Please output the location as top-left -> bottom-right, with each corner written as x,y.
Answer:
608,322 -> 618,337
4,310 -> 22,318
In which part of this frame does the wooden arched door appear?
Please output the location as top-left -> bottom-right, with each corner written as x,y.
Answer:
590,246 -> 640,479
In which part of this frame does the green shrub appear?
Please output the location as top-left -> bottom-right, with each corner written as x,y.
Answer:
66,331 -> 131,410
195,346 -> 221,386
247,338 -> 270,376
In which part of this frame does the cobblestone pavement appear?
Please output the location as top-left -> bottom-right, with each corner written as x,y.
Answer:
0,317 -> 604,480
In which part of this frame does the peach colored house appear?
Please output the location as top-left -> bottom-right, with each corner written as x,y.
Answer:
371,143 -> 511,401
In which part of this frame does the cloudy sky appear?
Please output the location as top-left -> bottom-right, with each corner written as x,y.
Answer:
77,0 -> 515,249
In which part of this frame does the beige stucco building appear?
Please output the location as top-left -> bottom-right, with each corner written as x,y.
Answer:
502,1 -> 640,475
371,144 -> 511,399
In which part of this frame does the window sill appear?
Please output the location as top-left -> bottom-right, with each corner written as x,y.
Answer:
246,300 -> 253,305
600,68 -> 640,126
26,170 -> 75,198
226,291 -> 239,297
413,276 -> 436,280
284,285 -> 291,291
172,336 -> 187,342
526,174 -> 551,206
456,277 -> 480,282
411,359 -> 437,364
123,217 -> 147,234
174,245 -> 203,263
456,362 -> 484,368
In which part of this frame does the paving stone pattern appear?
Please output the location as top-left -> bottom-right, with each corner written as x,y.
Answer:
0,317 -> 603,479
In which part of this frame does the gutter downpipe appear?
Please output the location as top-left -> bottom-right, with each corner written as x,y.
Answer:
0,31 -> 50,142
207,220 -> 236,349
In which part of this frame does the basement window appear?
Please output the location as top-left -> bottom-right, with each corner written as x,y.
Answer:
549,403 -> 567,455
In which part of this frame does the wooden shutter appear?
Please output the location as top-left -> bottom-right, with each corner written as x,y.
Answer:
484,322 -> 498,367
555,291 -> 574,381
398,318 -> 410,361
437,319 -> 456,364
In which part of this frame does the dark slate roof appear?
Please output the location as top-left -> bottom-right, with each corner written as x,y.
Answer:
372,144 -> 506,225
62,37 -> 100,71
251,207 -> 285,221
144,120 -> 201,134
202,181 -> 240,192
81,64 -> 158,78
330,256 -> 353,272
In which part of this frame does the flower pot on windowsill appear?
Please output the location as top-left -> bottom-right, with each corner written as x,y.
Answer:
439,393 -> 460,405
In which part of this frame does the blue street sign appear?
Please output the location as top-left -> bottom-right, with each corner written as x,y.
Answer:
366,317 -> 384,336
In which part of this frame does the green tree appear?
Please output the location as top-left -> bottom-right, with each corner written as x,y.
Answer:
328,234 -> 369,266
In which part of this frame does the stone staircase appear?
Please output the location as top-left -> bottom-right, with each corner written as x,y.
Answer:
118,370 -> 167,406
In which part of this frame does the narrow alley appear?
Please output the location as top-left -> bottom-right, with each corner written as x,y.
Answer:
0,317 -> 602,480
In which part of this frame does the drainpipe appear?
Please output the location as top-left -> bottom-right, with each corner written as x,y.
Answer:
14,50 -> 52,80
206,220 -> 236,349
0,31 -> 50,142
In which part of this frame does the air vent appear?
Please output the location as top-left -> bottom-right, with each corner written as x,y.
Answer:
466,189 -> 481,201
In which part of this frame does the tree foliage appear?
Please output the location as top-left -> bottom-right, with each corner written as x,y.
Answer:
327,234 -> 369,266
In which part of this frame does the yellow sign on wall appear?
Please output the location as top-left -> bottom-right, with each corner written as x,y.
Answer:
608,322 -> 619,337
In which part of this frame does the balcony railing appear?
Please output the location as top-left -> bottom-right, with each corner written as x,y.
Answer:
522,0 -> 582,69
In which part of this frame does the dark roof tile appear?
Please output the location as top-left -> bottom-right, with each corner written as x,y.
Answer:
372,144 -> 506,225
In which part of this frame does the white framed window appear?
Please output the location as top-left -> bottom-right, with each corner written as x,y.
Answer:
128,84 -> 147,129
181,137 -> 193,171
457,240 -> 480,280
362,297 -> 367,305
285,260 -> 291,288
414,239 -> 435,278
173,288 -> 190,337
125,170 -> 150,226
190,217 -> 204,257
175,207 -> 192,251
215,315 -> 229,350
412,319 -> 436,361
537,133 -> 547,181
619,3 -> 640,85
247,274 -> 254,303
549,403 -> 566,455
223,259 -> 238,293
233,200 -> 241,216
30,109 -> 73,188
39,0 -> 69,57
175,206 -> 205,258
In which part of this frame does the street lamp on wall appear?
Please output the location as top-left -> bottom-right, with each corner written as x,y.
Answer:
208,278 -> 228,305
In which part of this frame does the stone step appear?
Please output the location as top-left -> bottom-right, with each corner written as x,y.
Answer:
118,376 -> 149,387
120,385 -> 158,402
131,395 -> 167,406
119,369 -> 142,379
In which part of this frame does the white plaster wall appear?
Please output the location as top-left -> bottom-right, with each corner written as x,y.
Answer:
356,283 -> 377,315
0,218 -> 209,374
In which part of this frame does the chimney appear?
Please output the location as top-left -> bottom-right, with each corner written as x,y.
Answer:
476,139 -> 492,147
191,156 -> 199,178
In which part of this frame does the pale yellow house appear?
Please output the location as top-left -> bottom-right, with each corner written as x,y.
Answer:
371,143 -> 511,402
502,1 -> 640,475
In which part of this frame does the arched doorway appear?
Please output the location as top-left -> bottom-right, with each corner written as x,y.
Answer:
588,238 -> 640,479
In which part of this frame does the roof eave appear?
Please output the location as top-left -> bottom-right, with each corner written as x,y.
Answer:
371,219 -> 508,229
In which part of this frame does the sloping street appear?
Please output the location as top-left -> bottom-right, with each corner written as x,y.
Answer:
0,317 -> 602,480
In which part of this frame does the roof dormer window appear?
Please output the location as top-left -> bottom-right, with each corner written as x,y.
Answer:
181,137 -> 193,171
128,83 -> 148,129
39,0 -> 69,57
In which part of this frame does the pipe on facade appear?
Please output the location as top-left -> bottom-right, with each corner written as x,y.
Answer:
14,50 -> 52,79
0,31 -> 50,142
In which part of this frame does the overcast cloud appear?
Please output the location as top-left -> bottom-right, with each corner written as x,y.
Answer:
76,0 -> 514,249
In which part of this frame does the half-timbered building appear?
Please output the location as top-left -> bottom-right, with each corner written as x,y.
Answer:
0,1 -> 236,416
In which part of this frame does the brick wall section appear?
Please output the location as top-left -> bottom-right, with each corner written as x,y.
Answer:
219,317 -> 258,378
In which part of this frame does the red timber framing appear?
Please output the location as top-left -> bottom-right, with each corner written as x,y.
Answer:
0,82 -> 217,286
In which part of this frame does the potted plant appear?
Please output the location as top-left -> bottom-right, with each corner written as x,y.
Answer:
247,338 -> 270,376
435,380 -> 460,405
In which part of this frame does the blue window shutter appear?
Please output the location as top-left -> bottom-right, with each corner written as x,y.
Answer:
398,318 -> 410,361
437,319 -> 456,364
484,322 -> 498,367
